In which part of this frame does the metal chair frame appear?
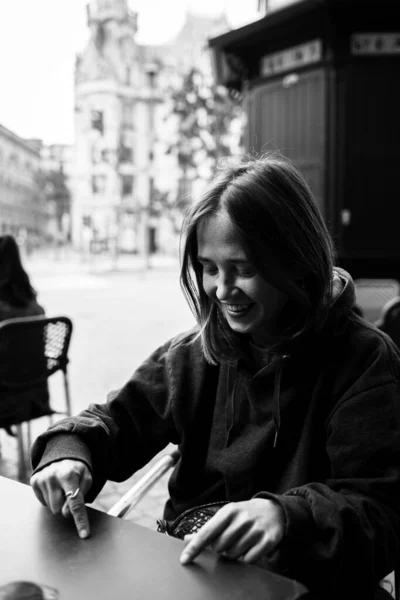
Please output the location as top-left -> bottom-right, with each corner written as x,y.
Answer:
0,315 -> 73,481
108,450 -> 180,519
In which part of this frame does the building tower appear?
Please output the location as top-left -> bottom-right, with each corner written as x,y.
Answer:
73,0 -> 157,254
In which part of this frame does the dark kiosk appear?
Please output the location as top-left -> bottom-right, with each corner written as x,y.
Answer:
209,0 -> 400,280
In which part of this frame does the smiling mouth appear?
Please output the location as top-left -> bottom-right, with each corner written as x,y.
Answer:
223,303 -> 253,316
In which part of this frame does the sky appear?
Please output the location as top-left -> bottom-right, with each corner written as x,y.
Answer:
0,0 -> 260,146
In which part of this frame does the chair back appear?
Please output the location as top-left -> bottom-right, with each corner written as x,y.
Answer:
0,315 -> 73,388
0,316 -> 73,427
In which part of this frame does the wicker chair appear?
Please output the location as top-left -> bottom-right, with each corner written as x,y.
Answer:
0,315 -> 73,481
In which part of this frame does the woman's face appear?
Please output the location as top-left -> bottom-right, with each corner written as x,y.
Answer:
197,211 -> 289,345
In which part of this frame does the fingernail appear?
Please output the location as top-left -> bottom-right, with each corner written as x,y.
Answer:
180,552 -> 190,564
79,529 -> 88,539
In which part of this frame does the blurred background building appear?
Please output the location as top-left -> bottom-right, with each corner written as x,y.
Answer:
71,0 -> 242,260
8,0 -> 397,278
0,124 -> 47,251
41,143 -> 73,246
0,0 -> 249,260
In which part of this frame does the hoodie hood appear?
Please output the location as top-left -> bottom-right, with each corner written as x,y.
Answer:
330,266 -> 356,313
323,267 -> 356,331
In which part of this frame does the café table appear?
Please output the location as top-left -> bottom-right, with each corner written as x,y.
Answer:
0,475 -> 310,599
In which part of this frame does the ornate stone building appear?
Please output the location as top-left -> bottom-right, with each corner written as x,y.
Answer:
72,0 -> 230,255
0,123 -> 47,248
73,0 -> 158,254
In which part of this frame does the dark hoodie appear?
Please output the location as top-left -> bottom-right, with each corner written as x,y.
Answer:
31,268 -> 400,599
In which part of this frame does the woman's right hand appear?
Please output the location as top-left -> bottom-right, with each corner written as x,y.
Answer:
30,459 -> 93,539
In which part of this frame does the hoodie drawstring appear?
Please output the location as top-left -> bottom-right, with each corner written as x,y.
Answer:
272,357 -> 287,448
225,365 -> 237,444
226,356 -> 288,449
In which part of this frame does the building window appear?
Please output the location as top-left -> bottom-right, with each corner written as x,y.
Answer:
91,110 -> 104,135
9,152 -> 18,167
122,100 -> 133,129
118,127 -> 134,164
91,143 -> 102,165
119,144 -> 133,164
92,174 -> 106,194
122,174 -> 134,196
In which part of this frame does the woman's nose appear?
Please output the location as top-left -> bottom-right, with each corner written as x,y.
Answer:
216,274 -> 234,301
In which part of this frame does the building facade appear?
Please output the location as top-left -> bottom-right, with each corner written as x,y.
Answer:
41,143 -> 73,244
73,0 -> 156,254
0,123 -> 47,249
71,0 -> 234,256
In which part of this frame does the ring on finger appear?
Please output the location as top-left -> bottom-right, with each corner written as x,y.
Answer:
65,488 -> 80,500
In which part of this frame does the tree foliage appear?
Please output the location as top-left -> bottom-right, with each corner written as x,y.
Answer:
167,66 -> 243,182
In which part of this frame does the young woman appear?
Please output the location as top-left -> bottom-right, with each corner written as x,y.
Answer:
0,235 -> 45,321
30,154 -> 400,600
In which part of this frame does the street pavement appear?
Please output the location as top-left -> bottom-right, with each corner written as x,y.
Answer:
0,249 -> 195,531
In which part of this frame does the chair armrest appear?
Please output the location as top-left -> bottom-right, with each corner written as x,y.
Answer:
107,450 -> 180,519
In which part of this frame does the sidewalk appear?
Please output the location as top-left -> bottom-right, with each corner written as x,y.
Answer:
24,247 -> 180,278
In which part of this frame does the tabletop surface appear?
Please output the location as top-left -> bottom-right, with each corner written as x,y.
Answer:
0,475 -> 310,600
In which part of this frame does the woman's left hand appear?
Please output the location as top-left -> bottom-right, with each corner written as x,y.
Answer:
180,498 -> 285,565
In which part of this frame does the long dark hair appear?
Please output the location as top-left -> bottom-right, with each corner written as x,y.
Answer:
180,152 -> 335,364
0,235 -> 37,307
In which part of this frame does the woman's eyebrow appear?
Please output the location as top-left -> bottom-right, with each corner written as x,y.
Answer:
197,255 -> 250,264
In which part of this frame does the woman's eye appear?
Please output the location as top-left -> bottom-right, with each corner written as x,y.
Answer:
237,268 -> 255,277
203,265 -> 218,275
199,262 -> 217,274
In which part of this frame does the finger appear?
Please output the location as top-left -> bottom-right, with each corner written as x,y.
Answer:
180,509 -> 232,564
79,467 -> 93,497
211,519 -> 250,554
61,500 -> 71,519
183,534 -> 195,545
67,489 -> 90,539
45,483 -> 65,515
220,529 -> 261,560
241,537 -> 271,564
30,477 -> 47,507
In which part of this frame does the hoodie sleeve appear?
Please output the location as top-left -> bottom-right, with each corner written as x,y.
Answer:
257,368 -> 400,598
31,338 -> 180,502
